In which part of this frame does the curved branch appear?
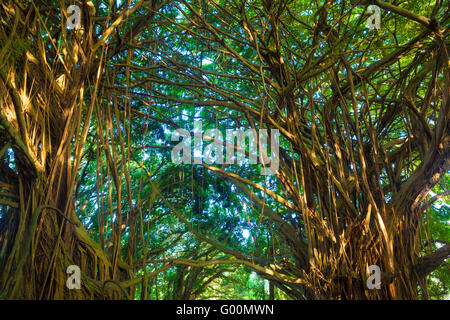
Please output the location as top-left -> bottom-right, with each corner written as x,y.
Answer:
414,244 -> 450,278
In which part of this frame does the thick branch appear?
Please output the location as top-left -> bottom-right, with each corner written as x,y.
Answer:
414,244 -> 450,278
